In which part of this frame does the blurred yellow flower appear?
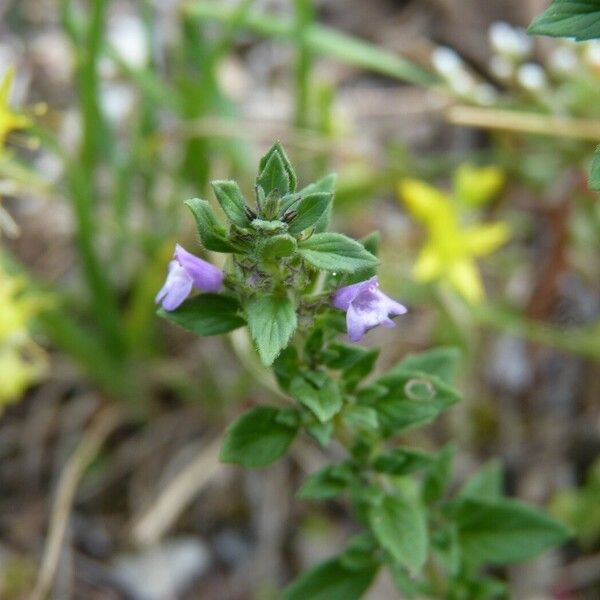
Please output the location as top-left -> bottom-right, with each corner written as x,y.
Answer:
0,67 -> 30,150
0,344 -> 44,406
453,163 -> 505,207
0,266 -> 48,410
0,273 -> 39,342
398,178 -> 510,304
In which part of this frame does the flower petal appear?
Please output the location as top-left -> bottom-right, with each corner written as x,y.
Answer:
174,244 -> 223,292
464,222 -> 510,257
398,178 -> 455,226
447,259 -> 484,304
332,276 -> 377,311
346,303 -> 368,342
155,260 -> 193,311
413,243 -> 444,282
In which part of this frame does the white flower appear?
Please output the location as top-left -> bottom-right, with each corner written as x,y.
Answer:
549,46 -> 578,74
432,47 -> 464,77
489,21 -> 532,59
517,63 -> 547,91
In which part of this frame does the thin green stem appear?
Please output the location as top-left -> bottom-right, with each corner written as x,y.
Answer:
293,0 -> 314,129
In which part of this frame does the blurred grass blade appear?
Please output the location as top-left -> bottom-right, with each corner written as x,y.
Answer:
184,1 -> 439,87
475,305 -> 600,361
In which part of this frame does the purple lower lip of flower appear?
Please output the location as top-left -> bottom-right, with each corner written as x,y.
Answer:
332,276 -> 407,342
155,244 -> 224,311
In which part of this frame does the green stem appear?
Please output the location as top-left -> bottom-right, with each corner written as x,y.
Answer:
293,0 -> 314,129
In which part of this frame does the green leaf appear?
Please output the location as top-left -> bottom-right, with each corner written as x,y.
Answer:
259,141 -> 297,193
298,462 -> 355,500
273,346 -> 300,391
343,349 -> 380,387
185,198 -> 243,253
369,495 -> 428,573
340,532 -> 379,571
423,444 -> 455,503
360,231 -> 380,257
342,232 -> 382,285
373,447 -> 434,476
528,0 -> 600,41
259,234 -> 298,260
287,192 -> 333,235
298,233 -> 378,273
246,295 -> 297,366
301,173 -> 337,232
290,373 -> 342,422
371,371 -> 461,436
282,557 -> 378,600
459,461 -> 504,501
301,173 -> 338,196
157,294 -> 245,336
452,497 -> 571,566
394,347 -> 461,384
590,146 -> 600,191
323,342 -> 374,370
257,149 -> 289,197
211,180 -> 250,227
220,406 -> 299,468
388,563 -> 421,598
306,420 -> 334,447
343,405 -> 379,432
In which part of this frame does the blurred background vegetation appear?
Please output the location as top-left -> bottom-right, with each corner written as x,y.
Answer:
0,0 -> 599,598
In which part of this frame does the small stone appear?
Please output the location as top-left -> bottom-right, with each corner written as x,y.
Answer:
111,537 -> 209,600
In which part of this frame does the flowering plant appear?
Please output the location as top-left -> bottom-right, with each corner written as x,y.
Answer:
398,165 -> 509,304
157,143 -> 569,598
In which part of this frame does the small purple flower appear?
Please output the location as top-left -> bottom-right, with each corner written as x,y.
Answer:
155,244 -> 224,311
332,276 -> 407,342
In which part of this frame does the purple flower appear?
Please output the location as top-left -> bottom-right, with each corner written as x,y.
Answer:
155,244 -> 224,311
332,276 -> 407,342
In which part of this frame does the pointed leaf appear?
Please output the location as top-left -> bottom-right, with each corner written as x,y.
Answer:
298,462 -> 355,500
220,406 -> 299,467
211,180 -> 250,227
257,148 -> 290,196
371,371 -> 461,436
301,173 -> 337,232
283,557 -> 377,600
459,461 -> 504,501
185,198 -> 243,253
290,374 -> 342,422
298,233 -> 378,273
287,192 -> 333,235
369,495 -> 428,573
259,141 -> 297,192
453,497 -> 572,566
528,0 -> 600,40
246,294 -> 297,365
372,447 -> 434,476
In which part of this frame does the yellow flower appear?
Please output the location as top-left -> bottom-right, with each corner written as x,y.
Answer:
0,272 -> 37,343
0,267 -> 48,410
0,344 -> 44,407
398,178 -> 510,304
0,67 -> 30,150
453,163 -> 505,207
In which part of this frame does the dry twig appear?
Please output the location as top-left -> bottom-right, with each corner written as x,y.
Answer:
30,406 -> 122,600
131,436 -> 223,547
